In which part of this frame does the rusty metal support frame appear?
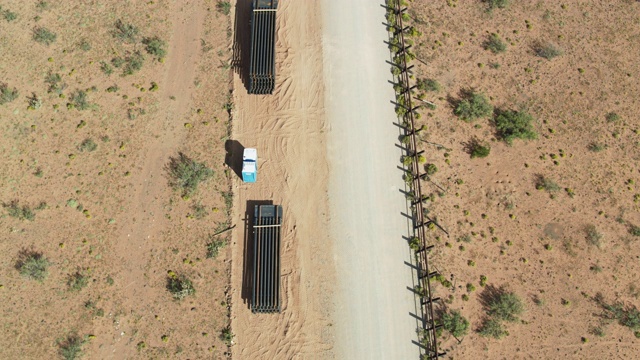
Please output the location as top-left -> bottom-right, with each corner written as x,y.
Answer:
386,2 -> 446,359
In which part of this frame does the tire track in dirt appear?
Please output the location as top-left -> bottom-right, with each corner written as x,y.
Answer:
99,2 -> 206,358
230,1 -> 334,359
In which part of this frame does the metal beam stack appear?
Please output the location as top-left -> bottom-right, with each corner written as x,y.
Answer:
248,0 -> 278,94
251,204 -> 283,313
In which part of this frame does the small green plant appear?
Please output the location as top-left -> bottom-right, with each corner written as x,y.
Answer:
454,91 -> 493,122
70,90 -> 94,110
442,310 -> 470,338
33,27 -> 57,45
487,290 -> 524,322
425,163 -> 438,176
78,39 -> 91,51
535,175 -> 560,192
2,8 -> 17,22
485,0 -> 509,11
605,112 -> 620,122
585,224 -> 603,247
167,153 -> 214,197
143,36 -> 167,60
0,82 -> 19,105
478,317 -> 508,339
494,109 -> 537,144
220,326 -> 234,346
408,236 -> 421,251
416,78 -> 441,92
78,139 -> 97,152
112,19 -> 139,43
216,1 -> 232,15
58,333 -> 86,360
484,33 -> 507,54
4,201 -> 35,221
480,275 -> 487,287
123,51 -> 145,76
535,42 -> 563,60
100,61 -> 113,75
596,294 -> 640,331
629,224 -> 640,237
467,283 -> 476,292
167,273 -> 195,300
469,142 -> 491,158
16,249 -> 50,281
67,271 -> 89,292
36,1 -> 50,11
206,237 -> 228,259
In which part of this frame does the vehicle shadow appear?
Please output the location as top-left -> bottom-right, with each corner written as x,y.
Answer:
225,139 -> 245,179
232,0 -> 252,92
241,199 -> 274,308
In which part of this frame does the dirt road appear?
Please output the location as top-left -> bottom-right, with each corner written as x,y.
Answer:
322,1 -> 421,359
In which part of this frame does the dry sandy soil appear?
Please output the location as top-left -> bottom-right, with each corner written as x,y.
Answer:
402,0 -> 640,358
0,1 -> 234,358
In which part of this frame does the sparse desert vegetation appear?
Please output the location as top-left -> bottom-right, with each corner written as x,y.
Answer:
401,0 -> 640,358
0,1 -> 234,358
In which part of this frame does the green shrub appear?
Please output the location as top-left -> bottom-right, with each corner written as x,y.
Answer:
454,91 -> 493,122
67,271 -> 89,292
598,296 -> 640,331
78,39 -> 91,51
416,78 -> 441,92
470,143 -> 490,158
216,1 -> 231,16
588,142 -> 605,152
45,73 -> 65,94
206,237 -> 228,259
167,273 -> 195,300
442,310 -> 470,337
629,224 -> 640,237
478,317 -> 508,339
605,112 -> 620,122
123,51 -> 145,76
484,33 -> 507,53
112,19 -> 139,43
16,249 -> 50,281
408,236 -> 421,251
220,326 -> 234,346
493,109 -> 537,144
167,153 -> 214,196
0,82 -> 19,104
78,138 -> 97,152
33,27 -> 57,45
535,175 -> 560,192
70,90 -> 94,110
143,36 -> 167,60
485,0 -> 509,11
425,163 -> 438,176
535,42 -> 563,60
100,61 -> 113,75
111,57 -> 125,68
4,201 -> 35,221
585,224 -> 603,247
58,334 -> 86,360
3,9 -> 17,22
487,291 -> 524,322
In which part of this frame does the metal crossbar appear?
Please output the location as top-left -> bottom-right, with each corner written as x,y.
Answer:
387,2 -> 444,359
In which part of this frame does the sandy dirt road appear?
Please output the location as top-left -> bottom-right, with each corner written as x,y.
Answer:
230,1 -> 335,359
322,1 -> 421,359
